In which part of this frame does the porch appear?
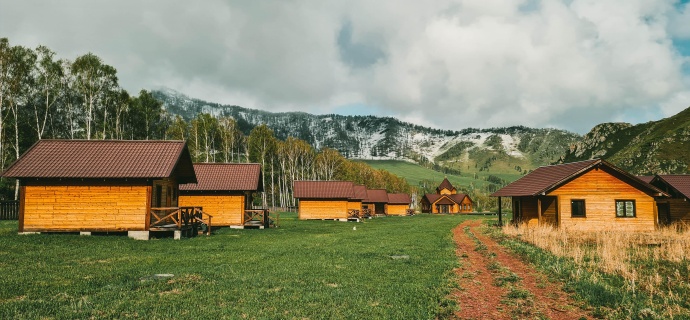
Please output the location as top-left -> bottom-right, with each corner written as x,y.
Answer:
239,209 -> 279,229
149,206 -> 213,238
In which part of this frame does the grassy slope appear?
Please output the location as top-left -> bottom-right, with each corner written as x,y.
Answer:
0,213 -> 477,319
360,160 -> 522,190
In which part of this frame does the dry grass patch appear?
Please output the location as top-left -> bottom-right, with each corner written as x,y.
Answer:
501,223 -> 690,317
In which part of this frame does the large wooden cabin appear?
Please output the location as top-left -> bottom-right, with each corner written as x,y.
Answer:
647,175 -> 690,226
491,159 -> 667,231
294,181 -> 356,220
363,189 -> 389,216
421,178 -> 473,213
386,193 -> 412,216
1,140 -> 198,239
178,163 -> 262,227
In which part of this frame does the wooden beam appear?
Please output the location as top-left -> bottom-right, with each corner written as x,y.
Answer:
145,186 -> 152,231
497,197 -> 502,226
18,185 -> 25,233
537,197 -> 542,226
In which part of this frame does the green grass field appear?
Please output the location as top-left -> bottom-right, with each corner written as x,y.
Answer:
0,213 -> 480,319
359,160 -> 521,190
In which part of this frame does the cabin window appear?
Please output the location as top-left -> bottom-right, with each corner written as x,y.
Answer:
615,200 -> 636,218
571,200 -> 586,217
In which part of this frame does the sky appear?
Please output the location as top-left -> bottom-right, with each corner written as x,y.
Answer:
1,0 -> 690,134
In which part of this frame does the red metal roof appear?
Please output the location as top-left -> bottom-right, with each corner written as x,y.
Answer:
387,193 -> 411,205
2,139 -> 196,183
491,159 -> 664,197
352,185 -> 368,200
653,175 -> 690,200
293,181 -> 355,199
364,189 -> 389,203
180,163 -> 261,192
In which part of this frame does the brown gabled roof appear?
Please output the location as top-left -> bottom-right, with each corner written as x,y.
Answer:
435,196 -> 456,205
449,193 -> 471,204
423,194 -> 442,204
637,176 -> 655,184
387,193 -> 411,205
423,193 -> 471,205
491,159 -> 664,197
293,181 -> 355,199
180,163 -> 262,192
1,139 -> 196,183
364,189 -> 389,203
352,185 -> 368,200
652,175 -> 690,200
437,177 -> 456,193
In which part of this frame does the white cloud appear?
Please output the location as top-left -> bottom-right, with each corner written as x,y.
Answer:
1,0 -> 689,133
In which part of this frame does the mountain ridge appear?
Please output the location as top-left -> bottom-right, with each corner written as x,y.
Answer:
153,88 -> 581,175
561,106 -> 690,175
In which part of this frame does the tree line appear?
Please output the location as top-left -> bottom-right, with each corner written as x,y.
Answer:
0,38 -> 411,205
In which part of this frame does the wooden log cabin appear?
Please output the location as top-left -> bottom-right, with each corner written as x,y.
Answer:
421,178 -> 473,213
293,181 -> 356,220
386,193 -> 413,216
646,175 -> 690,226
178,163 -> 263,228
1,140 -> 199,239
491,159 -> 667,231
363,189 -> 389,216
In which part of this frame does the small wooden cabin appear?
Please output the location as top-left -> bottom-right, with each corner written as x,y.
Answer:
363,189 -> 389,215
1,140 -> 197,238
491,159 -> 667,231
647,175 -> 690,226
421,178 -> 473,213
386,193 -> 412,216
178,163 -> 262,227
294,181 -> 355,220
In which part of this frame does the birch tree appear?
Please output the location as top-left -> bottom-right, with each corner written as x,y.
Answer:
248,124 -> 276,208
33,45 -> 63,140
71,53 -> 117,140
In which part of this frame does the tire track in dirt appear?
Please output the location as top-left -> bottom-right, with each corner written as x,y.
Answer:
450,220 -> 590,320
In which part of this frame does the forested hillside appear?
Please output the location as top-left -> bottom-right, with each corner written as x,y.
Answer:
561,106 -> 690,175
0,38 -> 409,206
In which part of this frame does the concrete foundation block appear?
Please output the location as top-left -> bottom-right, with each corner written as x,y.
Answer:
18,232 -> 40,235
80,232 -> 91,236
128,231 -> 150,240
174,230 -> 182,240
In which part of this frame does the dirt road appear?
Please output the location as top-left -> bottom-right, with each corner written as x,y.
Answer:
449,220 -> 589,319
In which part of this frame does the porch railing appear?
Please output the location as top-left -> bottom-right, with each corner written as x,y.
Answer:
150,206 -> 213,235
348,209 -> 361,219
0,200 -> 19,220
243,209 -> 278,228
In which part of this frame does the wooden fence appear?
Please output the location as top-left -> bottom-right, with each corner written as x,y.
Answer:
0,201 -> 19,220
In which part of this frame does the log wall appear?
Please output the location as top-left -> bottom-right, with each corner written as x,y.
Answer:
298,199 -> 348,220
178,194 -> 245,226
659,198 -> 690,224
22,185 -> 148,232
347,200 -> 362,212
386,204 -> 409,216
550,169 -> 657,232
